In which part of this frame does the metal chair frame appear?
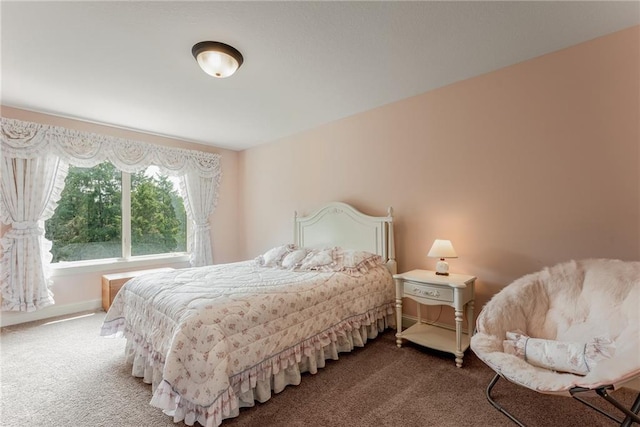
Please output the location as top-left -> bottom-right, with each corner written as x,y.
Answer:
486,373 -> 640,426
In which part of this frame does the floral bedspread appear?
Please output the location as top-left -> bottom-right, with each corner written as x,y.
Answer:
101,260 -> 394,420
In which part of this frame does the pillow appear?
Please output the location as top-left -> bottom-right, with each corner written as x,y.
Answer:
337,249 -> 383,275
280,248 -> 309,270
298,248 -> 338,271
503,330 -> 615,375
255,244 -> 296,267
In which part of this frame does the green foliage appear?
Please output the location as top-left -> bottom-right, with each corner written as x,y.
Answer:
131,172 -> 186,256
45,163 -> 186,262
46,163 -> 122,262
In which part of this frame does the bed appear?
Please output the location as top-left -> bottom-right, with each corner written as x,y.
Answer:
101,202 -> 397,427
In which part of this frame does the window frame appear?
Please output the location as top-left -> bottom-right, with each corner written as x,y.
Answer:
49,167 -> 190,276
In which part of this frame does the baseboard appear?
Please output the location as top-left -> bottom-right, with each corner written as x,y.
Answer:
0,299 -> 103,327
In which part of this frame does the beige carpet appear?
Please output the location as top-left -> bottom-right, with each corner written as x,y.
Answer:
1,311 -> 636,427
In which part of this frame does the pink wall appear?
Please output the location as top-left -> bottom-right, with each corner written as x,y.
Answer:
239,26 -> 640,318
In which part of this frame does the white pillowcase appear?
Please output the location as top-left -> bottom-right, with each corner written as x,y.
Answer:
281,249 -> 309,270
337,249 -> 383,275
255,244 -> 296,267
257,245 -> 385,275
503,330 -> 615,375
298,248 -> 338,271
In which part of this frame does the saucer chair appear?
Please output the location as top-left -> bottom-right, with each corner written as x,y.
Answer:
471,259 -> 640,426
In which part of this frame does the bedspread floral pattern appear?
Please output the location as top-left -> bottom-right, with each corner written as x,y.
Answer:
101,260 -> 394,421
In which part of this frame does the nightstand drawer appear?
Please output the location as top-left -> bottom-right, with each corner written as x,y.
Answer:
404,281 -> 454,303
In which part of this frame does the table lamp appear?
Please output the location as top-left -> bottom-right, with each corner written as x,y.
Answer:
428,239 -> 458,276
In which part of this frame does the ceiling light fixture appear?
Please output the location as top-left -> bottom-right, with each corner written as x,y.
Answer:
192,41 -> 243,78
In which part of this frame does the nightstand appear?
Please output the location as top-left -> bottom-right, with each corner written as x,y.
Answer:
394,269 -> 476,367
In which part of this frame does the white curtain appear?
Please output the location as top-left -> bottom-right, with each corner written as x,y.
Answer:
180,172 -> 218,267
0,156 -> 68,311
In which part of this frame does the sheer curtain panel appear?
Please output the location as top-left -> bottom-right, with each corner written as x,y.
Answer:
0,156 -> 68,311
180,172 -> 218,267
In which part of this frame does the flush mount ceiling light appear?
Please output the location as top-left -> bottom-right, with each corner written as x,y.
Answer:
192,41 -> 244,78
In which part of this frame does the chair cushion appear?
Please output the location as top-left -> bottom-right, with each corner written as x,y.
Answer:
471,259 -> 640,394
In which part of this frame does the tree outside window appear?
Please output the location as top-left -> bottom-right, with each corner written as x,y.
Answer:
45,162 -> 187,263
131,166 -> 186,256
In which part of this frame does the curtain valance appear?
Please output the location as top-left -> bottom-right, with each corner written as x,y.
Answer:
1,117 -> 222,179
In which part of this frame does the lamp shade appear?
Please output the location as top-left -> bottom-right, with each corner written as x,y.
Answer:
427,239 -> 458,259
192,41 -> 243,78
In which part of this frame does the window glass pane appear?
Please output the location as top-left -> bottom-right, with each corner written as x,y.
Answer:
46,162 -> 122,262
131,166 -> 187,256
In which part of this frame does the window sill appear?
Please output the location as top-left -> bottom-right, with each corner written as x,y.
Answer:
50,253 -> 191,276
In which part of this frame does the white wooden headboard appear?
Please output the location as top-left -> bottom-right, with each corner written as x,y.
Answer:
294,202 -> 397,274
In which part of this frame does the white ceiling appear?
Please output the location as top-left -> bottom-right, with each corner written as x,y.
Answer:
2,1 -> 638,151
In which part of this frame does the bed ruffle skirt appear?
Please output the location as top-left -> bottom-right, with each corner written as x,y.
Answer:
115,304 -> 394,427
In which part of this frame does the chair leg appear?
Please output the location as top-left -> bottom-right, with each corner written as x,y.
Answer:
570,386 -> 640,426
620,391 -> 640,427
487,374 -> 640,427
571,391 -> 622,424
595,388 -> 640,427
486,374 -> 526,427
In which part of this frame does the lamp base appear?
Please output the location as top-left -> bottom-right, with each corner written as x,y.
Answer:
435,259 -> 450,276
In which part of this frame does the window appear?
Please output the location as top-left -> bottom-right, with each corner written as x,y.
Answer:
46,162 -> 187,263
